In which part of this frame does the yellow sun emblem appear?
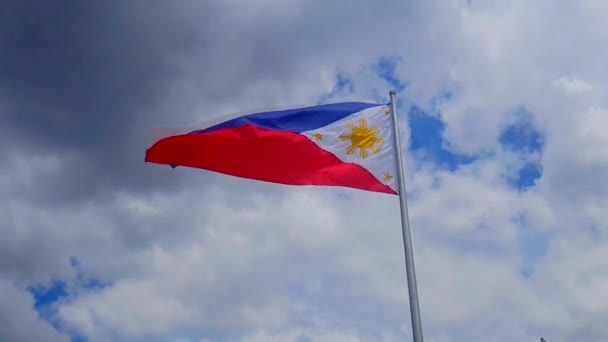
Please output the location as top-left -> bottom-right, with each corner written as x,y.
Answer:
339,118 -> 384,159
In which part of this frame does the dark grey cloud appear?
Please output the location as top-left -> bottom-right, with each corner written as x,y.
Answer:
0,0 -> 403,206
0,0 -> 373,284
0,4 -> 230,337
0,0 -> 226,205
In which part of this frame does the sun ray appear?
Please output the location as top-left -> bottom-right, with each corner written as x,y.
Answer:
339,133 -> 352,141
361,148 -> 368,158
359,118 -> 367,128
346,145 -> 357,155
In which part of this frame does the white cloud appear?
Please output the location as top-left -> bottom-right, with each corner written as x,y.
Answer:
553,76 -> 593,94
46,166 -> 559,341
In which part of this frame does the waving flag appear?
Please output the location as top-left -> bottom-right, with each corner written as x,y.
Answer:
145,95 -> 426,342
145,102 -> 398,194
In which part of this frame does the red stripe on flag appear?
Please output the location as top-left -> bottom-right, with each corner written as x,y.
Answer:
145,125 -> 396,195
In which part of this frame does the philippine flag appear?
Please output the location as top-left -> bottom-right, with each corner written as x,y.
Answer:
145,102 -> 398,195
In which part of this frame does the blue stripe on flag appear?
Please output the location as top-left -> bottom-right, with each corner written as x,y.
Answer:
190,102 -> 383,134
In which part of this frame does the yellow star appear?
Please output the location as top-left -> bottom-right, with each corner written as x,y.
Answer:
383,171 -> 393,182
339,118 -> 384,159
383,107 -> 390,115
313,133 -> 323,141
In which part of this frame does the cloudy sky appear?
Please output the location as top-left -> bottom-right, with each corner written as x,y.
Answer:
2,0 -> 607,341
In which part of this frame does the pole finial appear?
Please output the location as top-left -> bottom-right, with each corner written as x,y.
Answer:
389,89 -> 397,96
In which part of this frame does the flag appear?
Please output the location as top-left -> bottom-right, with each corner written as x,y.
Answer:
145,102 -> 398,194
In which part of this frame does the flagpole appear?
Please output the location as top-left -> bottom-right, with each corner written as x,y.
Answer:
389,90 -> 424,342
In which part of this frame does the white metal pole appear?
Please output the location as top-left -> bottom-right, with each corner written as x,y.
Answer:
389,90 -> 424,342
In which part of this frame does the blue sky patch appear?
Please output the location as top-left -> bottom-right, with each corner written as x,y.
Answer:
28,280 -> 69,338
29,280 -> 68,312
408,104 -> 477,171
499,108 -> 545,189
319,56 -> 407,105
499,109 -> 544,153
28,258 -> 110,342
317,72 -> 355,104
517,163 -> 543,189
373,56 -> 407,93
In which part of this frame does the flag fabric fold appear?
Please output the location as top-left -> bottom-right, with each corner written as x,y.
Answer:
145,102 -> 398,195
